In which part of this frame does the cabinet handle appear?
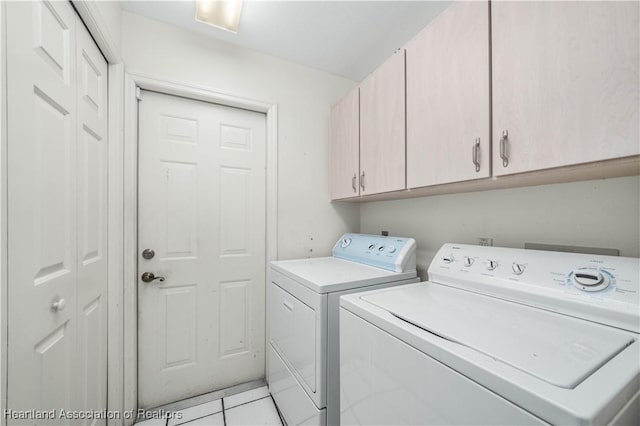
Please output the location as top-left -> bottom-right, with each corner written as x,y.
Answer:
472,138 -> 481,172
352,173 -> 357,192
360,171 -> 365,192
500,130 -> 509,167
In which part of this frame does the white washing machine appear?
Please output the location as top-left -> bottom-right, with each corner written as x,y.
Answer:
267,233 -> 418,426
340,243 -> 640,425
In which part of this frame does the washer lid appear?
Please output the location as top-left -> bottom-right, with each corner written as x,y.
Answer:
270,257 -> 417,294
361,283 -> 635,389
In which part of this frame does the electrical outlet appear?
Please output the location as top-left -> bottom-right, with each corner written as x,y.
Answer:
478,237 -> 493,246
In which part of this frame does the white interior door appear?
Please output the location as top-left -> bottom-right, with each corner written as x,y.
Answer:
75,12 -> 109,419
7,0 -> 108,421
138,91 -> 267,408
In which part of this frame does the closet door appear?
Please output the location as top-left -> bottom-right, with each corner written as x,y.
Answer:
7,1 -> 108,418
492,1 -> 639,176
406,1 -> 490,187
7,0 -> 78,413
76,16 -> 109,419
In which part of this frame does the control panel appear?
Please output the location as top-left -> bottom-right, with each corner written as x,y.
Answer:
428,244 -> 640,333
332,234 -> 416,273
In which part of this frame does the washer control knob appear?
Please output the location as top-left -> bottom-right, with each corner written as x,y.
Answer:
463,256 -> 474,267
387,245 -> 396,253
512,263 -> 525,275
486,260 -> 498,271
442,255 -> 455,264
377,245 -> 385,252
341,238 -> 352,248
368,244 -> 376,250
572,269 -> 609,292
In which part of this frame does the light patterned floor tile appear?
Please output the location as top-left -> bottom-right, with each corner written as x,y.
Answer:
225,397 -> 281,426
182,412 -> 225,425
223,386 -> 271,409
168,399 -> 223,426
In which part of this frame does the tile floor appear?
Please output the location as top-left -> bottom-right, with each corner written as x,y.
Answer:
135,386 -> 283,426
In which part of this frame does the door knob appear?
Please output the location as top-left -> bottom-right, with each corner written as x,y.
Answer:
51,297 -> 66,312
142,249 -> 155,260
141,272 -> 165,283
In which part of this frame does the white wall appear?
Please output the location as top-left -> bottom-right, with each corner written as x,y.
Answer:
92,0 -> 121,54
72,0 -> 122,62
121,11 -> 359,260
360,176 -> 640,278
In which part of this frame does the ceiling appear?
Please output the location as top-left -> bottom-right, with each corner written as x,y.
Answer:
120,1 -> 451,81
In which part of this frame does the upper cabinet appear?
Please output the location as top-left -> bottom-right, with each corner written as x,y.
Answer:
492,1 -> 640,176
359,51 -> 406,195
329,87 -> 360,200
329,1 -> 639,202
406,1 -> 490,187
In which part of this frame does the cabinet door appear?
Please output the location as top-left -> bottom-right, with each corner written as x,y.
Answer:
492,1 -> 639,176
407,1 -> 490,188
329,88 -> 360,200
360,51 -> 406,195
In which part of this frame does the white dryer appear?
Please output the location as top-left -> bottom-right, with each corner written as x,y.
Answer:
268,234 -> 418,426
340,243 -> 640,425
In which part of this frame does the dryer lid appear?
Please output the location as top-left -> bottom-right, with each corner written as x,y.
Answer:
271,257 -> 417,294
361,283 -> 635,389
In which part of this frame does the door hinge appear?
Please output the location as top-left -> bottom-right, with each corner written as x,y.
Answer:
136,87 -> 142,101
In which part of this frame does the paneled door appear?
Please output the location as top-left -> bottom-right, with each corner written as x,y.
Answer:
7,0 -> 108,421
138,91 -> 267,408
75,14 -> 109,419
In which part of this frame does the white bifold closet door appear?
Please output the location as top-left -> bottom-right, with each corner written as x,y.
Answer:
7,0 -> 108,422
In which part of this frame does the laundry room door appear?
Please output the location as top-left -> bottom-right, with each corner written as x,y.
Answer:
6,0 -> 108,419
137,91 -> 267,408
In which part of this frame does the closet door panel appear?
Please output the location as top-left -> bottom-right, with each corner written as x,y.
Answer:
76,17 -> 109,422
7,0 -> 78,413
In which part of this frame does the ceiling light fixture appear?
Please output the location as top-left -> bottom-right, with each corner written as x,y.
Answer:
195,0 -> 244,34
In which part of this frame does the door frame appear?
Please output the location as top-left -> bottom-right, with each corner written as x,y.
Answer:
0,1 -> 125,425
123,73 -> 278,417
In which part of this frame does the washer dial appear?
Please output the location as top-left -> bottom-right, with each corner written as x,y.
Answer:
571,268 -> 610,292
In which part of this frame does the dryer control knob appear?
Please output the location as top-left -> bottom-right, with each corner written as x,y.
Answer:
341,238 -> 352,248
463,256 -> 474,267
486,260 -> 498,271
442,255 -> 455,264
512,263 -> 525,275
387,245 -> 396,253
